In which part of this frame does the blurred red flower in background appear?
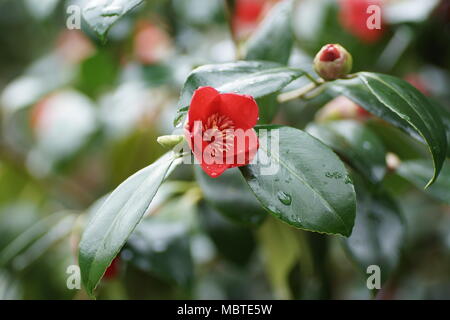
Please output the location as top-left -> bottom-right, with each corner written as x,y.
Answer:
316,95 -> 372,122
184,87 -> 259,178
103,256 -> 121,280
30,94 -> 53,131
56,30 -> 94,64
232,0 -> 279,39
338,0 -> 385,43
134,21 -> 172,65
404,73 -> 431,96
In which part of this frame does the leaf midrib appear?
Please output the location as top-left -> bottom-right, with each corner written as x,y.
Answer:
362,73 -> 437,141
359,73 -> 440,185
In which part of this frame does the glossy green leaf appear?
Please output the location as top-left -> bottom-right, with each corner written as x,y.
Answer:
240,126 -> 356,236
244,0 -> 293,64
78,152 -> 180,297
82,0 -> 143,40
343,175 -> 405,284
328,72 -> 448,187
306,120 -> 387,183
195,167 -> 266,226
434,102 -> 450,158
397,159 -> 450,204
175,61 -> 305,125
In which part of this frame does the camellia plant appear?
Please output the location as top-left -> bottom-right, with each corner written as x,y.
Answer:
74,0 -> 450,299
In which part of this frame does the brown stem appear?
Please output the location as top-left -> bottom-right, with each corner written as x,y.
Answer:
277,77 -> 324,103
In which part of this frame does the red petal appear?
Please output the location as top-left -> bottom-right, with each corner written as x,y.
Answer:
229,128 -> 259,167
200,162 -> 230,178
320,45 -> 341,62
188,86 -> 220,128
218,93 -> 259,130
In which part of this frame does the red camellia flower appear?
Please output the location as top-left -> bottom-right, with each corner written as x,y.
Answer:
184,87 -> 259,178
338,0 -> 385,44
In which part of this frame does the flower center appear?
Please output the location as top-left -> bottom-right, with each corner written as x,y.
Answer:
203,113 -> 235,157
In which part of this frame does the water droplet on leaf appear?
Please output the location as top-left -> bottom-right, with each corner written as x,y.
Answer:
344,175 -> 353,185
101,6 -> 123,17
277,191 -> 292,206
325,171 -> 343,179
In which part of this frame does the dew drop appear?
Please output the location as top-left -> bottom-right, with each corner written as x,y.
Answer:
325,171 -> 343,179
268,205 -> 281,214
277,191 -> 292,206
101,5 -> 122,17
400,115 -> 411,121
344,175 -> 353,185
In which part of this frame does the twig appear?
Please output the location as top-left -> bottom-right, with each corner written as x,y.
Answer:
277,77 -> 324,103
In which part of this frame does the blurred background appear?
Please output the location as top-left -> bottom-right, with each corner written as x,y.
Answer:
0,0 -> 450,300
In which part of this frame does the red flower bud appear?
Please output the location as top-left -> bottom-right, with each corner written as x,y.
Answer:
314,44 -> 352,81
319,45 -> 341,62
184,87 -> 259,178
